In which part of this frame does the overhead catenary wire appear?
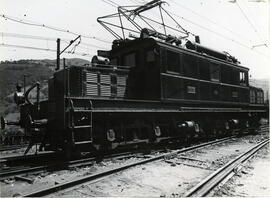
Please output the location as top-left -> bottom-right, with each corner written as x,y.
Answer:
144,1 -> 256,48
99,0 -> 268,58
129,0 -> 141,5
101,0 -> 118,8
0,14 -> 111,44
0,43 -> 94,57
1,1 -> 268,59
239,0 -> 269,42
235,0 -> 268,48
0,32 -> 108,50
0,32 -> 103,56
0,32 -> 56,41
167,10 -> 268,58
105,0 -> 266,49
130,0 -> 262,47
103,0 -> 192,37
168,0 -> 254,44
106,0 -> 120,6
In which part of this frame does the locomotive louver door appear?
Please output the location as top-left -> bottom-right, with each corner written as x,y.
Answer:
68,99 -> 93,146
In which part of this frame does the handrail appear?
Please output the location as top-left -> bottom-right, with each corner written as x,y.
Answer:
25,82 -> 40,106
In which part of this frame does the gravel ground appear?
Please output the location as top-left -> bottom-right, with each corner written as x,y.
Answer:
53,133 -> 268,197
0,157 -> 142,197
0,145 -> 37,157
212,144 -> 270,197
0,132 -> 268,197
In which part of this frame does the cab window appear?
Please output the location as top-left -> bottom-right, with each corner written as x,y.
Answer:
239,71 -> 247,86
167,50 -> 181,73
210,62 -> 220,82
183,54 -> 197,78
250,90 -> 255,103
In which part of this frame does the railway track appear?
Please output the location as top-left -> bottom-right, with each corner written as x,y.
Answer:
184,138 -> 270,197
22,137 -> 233,197
0,135 -> 238,181
0,150 -> 139,180
0,151 -> 57,163
1,125 -> 268,197
0,144 -> 28,152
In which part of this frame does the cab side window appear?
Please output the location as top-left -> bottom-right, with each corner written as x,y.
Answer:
167,50 -> 181,73
250,90 -> 255,103
239,71 -> 247,86
183,54 -> 197,78
210,62 -> 220,82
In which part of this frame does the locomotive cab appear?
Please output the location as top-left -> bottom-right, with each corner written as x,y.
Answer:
110,38 -> 161,100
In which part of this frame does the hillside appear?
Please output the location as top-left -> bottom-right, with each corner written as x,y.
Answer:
0,58 -> 90,96
0,58 -> 90,116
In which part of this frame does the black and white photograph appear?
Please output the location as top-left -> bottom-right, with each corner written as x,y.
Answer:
0,0 -> 269,197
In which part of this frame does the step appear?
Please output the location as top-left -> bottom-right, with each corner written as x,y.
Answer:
66,109 -> 92,113
73,125 -> 92,129
74,140 -> 92,145
73,109 -> 92,113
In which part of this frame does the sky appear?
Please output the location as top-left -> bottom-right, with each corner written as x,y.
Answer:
0,0 -> 269,79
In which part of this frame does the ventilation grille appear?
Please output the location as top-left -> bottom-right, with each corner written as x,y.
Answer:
86,72 -> 98,83
101,85 -> 111,97
117,86 -> 126,97
100,74 -> 111,84
83,70 -> 127,98
117,76 -> 126,86
85,84 -> 98,96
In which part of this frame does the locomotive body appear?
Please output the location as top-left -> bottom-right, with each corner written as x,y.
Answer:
2,34 -> 267,155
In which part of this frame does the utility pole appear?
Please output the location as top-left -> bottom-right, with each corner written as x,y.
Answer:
56,38 -> 60,71
55,35 -> 80,71
23,74 -> 26,94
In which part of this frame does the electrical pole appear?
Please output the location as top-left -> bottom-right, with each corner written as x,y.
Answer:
56,38 -> 60,71
55,35 -> 80,71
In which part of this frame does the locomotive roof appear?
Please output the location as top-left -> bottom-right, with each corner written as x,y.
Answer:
112,37 -> 249,71
249,85 -> 263,91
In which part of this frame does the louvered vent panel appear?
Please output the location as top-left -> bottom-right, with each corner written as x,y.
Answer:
117,86 -> 126,97
100,85 -> 111,97
86,72 -> 98,83
85,84 -> 98,96
100,74 -> 111,84
117,76 -> 126,86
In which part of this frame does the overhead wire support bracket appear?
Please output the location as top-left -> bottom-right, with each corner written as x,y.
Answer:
251,43 -> 268,49
56,35 -> 81,70
60,35 -> 81,55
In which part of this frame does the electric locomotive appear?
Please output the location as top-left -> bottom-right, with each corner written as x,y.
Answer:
1,1 -> 268,156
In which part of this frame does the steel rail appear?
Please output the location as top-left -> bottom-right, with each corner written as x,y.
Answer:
0,151 -> 135,179
22,137 -> 233,197
184,138 -> 270,197
0,151 -> 56,163
0,144 -> 28,152
2,125 -> 267,180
